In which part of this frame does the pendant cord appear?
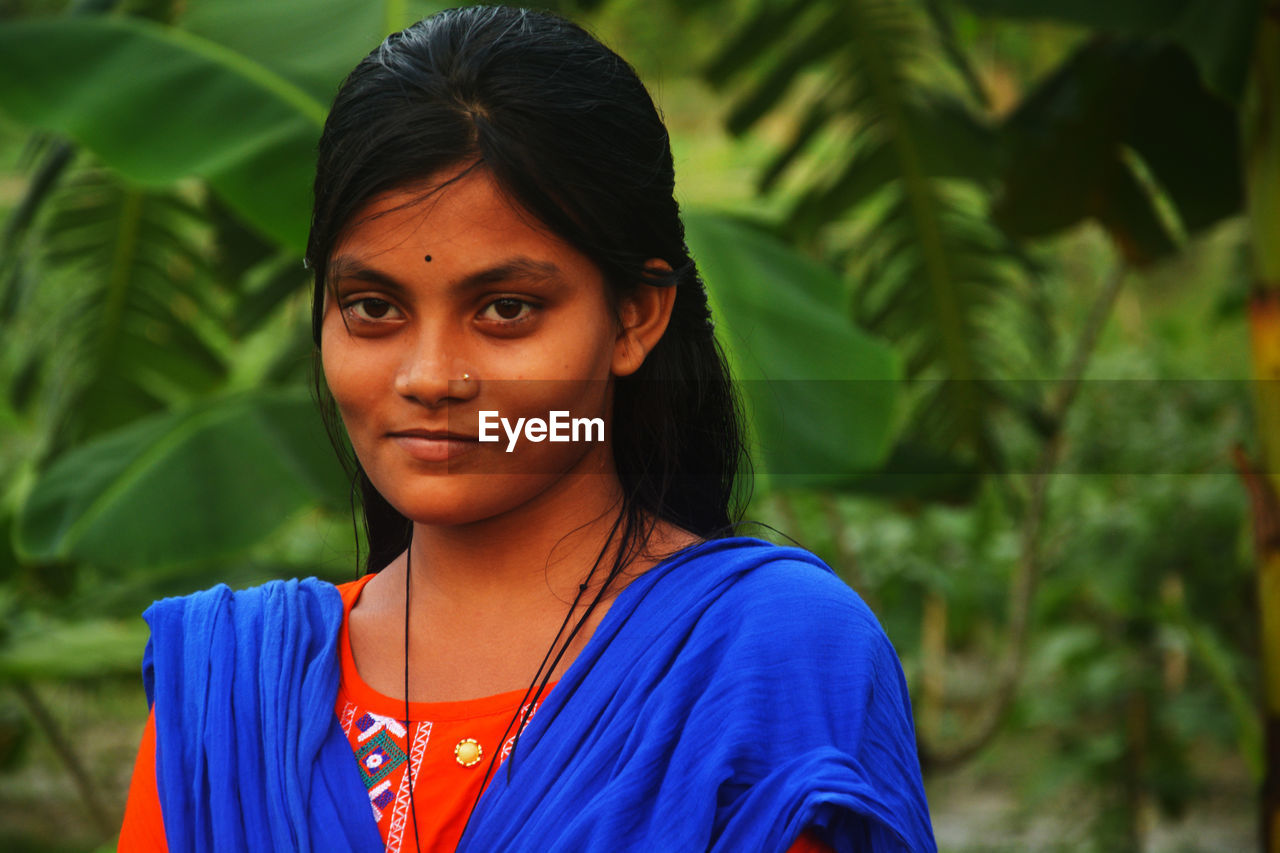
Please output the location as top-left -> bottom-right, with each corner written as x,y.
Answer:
504,508 -> 624,780
457,508 -> 627,845
404,536 -> 423,853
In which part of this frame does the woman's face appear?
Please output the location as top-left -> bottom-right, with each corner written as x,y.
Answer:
320,167 -> 641,527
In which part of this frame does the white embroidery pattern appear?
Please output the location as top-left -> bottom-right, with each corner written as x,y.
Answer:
356,710 -> 408,743
385,720 -> 431,853
368,778 -> 393,823
339,699 -> 357,737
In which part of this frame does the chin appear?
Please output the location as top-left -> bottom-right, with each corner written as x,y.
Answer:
364,439 -> 618,528
378,471 -> 578,528
378,474 -> 509,526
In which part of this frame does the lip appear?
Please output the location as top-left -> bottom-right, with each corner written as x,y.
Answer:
387,429 -> 478,463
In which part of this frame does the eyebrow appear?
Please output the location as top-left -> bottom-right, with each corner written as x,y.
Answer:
325,255 -> 564,295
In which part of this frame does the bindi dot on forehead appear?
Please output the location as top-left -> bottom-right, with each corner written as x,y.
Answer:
423,254 -> 432,263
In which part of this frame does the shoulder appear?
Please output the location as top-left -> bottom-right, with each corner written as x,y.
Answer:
663,539 -> 910,713
333,573 -> 374,610
641,540 -> 933,848
681,538 -> 891,652
142,577 -> 346,706
710,542 -> 869,610
142,576 -> 345,646
144,573 -> 343,614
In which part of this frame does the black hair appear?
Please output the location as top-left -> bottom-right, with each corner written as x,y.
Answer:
306,5 -> 747,574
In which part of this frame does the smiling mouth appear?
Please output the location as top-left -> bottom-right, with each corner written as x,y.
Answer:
387,430 -> 478,462
389,429 -> 476,440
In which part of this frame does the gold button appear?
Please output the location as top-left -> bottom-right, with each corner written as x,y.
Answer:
455,738 -> 483,767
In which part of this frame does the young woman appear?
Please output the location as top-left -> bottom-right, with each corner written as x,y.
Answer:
119,6 -> 935,851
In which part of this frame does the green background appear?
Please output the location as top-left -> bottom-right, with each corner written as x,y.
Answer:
0,0 -> 1269,849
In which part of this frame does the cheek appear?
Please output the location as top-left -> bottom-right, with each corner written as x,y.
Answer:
554,307 -> 621,378
500,381 -> 612,442
320,335 -> 377,430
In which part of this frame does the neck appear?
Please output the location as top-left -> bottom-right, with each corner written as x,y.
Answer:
342,465 -> 700,704
407,471 -> 632,614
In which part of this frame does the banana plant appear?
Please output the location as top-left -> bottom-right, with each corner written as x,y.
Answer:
956,0 -> 1273,843
702,0 -> 1055,500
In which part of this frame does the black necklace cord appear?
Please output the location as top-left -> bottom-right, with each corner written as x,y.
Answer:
505,507 -> 629,779
510,511 -> 676,769
511,538 -> 629,766
457,508 -> 627,844
403,536 -> 424,853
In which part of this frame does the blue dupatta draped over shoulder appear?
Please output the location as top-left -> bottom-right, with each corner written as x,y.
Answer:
143,578 -> 383,851
143,537 -> 936,851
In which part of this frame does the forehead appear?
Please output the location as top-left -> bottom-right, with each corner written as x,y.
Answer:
331,168 -> 589,276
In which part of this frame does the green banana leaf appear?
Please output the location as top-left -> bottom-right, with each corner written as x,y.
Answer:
956,0 -> 1261,101
701,1 -> 1036,478
177,0 -> 448,102
994,38 -> 1243,266
13,388 -> 348,570
0,618 -> 148,682
685,211 -> 901,490
0,17 -> 323,252
0,4 -> 486,254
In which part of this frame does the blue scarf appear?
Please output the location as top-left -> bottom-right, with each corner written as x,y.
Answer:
144,537 -> 935,851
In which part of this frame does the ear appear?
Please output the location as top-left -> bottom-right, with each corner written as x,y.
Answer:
611,260 -> 677,377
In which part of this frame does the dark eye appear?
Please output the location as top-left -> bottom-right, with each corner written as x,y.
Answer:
347,298 -> 400,322
482,298 -> 533,323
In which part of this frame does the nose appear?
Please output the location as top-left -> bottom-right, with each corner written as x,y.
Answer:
393,328 -> 478,407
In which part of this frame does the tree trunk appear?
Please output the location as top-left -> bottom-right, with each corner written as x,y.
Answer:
1241,5 -> 1280,850
1243,298 -> 1280,853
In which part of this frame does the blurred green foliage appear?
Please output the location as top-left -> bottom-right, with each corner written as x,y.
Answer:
0,0 -> 1267,849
